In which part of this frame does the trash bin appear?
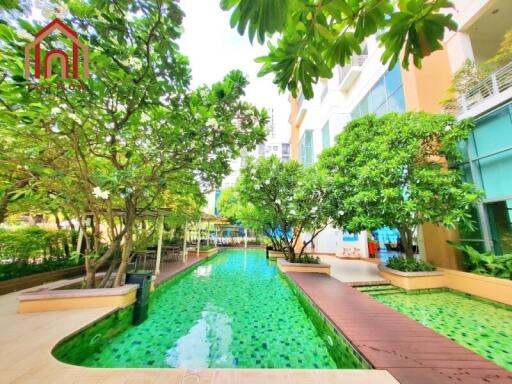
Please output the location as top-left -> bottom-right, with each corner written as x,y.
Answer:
125,271 -> 152,325
266,245 -> 273,259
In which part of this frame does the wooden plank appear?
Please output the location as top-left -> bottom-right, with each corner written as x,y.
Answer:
287,272 -> 511,384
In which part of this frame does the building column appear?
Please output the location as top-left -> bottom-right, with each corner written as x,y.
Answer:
445,31 -> 475,72
155,215 -> 164,275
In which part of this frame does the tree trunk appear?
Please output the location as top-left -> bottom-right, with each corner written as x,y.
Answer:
113,201 -> 136,287
85,259 -> 96,288
286,242 -> 296,262
114,225 -> 133,287
0,193 -> 9,224
399,227 -> 415,259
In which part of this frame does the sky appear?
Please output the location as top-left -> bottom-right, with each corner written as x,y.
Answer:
179,0 -> 291,142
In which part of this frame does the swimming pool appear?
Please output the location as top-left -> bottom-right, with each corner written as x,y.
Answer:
54,248 -> 367,369
360,287 -> 512,371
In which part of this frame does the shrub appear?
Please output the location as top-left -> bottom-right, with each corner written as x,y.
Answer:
456,244 -> 512,280
0,226 -> 73,261
286,253 -> 320,264
0,257 -> 82,281
386,256 -> 436,272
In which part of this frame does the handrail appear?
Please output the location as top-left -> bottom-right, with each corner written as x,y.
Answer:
458,61 -> 512,114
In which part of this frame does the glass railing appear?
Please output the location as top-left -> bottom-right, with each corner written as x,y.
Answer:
458,61 -> 512,114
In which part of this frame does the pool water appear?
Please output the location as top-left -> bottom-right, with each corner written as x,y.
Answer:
363,288 -> 512,371
81,249 -> 356,369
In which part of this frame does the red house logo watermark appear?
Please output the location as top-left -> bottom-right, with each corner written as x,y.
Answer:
24,18 -> 89,80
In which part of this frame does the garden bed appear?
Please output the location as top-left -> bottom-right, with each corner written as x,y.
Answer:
187,246 -> 219,258
377,263 -> 444,290
0,265 -> 85,295
277,259 -> 330,274
378,264 -> 512,305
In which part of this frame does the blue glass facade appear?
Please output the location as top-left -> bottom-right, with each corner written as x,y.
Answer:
351,65 -> 406,119
459,103 -> 512,254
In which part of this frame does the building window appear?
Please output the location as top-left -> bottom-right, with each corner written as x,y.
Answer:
487,200 -> 512,255
458,103 -> 512,255
321,121 -> 330,149
351,65 -> 405,119
299,130 -> 314,166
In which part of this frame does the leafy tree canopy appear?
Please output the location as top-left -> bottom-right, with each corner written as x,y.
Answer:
319,112 -> 481,258
236,155 -> 330,261
0,0 -> 267,286
221,0 -> 457,99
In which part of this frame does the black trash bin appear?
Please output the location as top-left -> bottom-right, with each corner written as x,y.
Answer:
266,245 -> 273,259
125,271 -> 152,325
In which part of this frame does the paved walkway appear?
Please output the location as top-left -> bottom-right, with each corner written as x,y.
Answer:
0,252 -> 398,384
318,255 -> 387,285
288,272 -> 512,384
155,254 -> 207,285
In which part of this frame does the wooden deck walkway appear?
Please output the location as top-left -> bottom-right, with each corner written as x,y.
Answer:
288,272 -> 512,384
154,255 -> 208,286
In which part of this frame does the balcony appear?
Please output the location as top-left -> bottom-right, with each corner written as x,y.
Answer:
338,54 -> 367,92
458,62 -> 512,117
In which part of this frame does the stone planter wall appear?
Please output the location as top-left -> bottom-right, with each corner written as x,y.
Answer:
187,247 -> 219,258
268,250 -> 285,259
278,259 -> 330,274
379,263 -> 512,305
440,268 -> 512,306
17,280 -> 137,313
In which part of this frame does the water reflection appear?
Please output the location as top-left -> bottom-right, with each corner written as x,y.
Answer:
193,264 -> 212,277
165,304 -> 233,368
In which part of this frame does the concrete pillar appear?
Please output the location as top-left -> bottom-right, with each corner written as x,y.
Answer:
155,215 -> 164,275
196,218 -> 202,258
445,32 -> 475,73
182,220 -> 188,263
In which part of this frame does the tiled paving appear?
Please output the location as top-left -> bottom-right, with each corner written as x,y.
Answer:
0,251 -> 398,384
318,255 -> 387,285
287,272 -> 512,384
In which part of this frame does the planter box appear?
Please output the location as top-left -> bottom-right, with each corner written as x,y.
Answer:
268,250 -> 286,259
0,265 -> 85,295
278,259 -> 330,274
187,247 -> 219,258
378,264 -> 444,290
18,277 -> 137,313
379,263 -> 512,305
439,268 -> 512,306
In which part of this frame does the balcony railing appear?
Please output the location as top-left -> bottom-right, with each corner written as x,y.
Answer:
338,54 -> 367,91
458,61 -> 512,114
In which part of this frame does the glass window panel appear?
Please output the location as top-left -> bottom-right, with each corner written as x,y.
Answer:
359,95 -> 369,116
472,104 -> 512,158
322,122 -> 330,149
459,205 -> 484,241
477,148 -> 512,199
385,65 -> 402,94
487,199 -> 512,255
369,78 -> 386,112
374,101 -> 387,116
387,87 -> 406,113
299,130 -> 314,166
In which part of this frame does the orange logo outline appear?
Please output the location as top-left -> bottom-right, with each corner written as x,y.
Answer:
24,18 -> 89,80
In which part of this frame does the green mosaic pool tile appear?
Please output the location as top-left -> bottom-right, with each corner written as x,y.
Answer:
59,249 -> 365,369
53,306 -> 133,365
281,271 -> 371,369
366,289 -> 512,371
